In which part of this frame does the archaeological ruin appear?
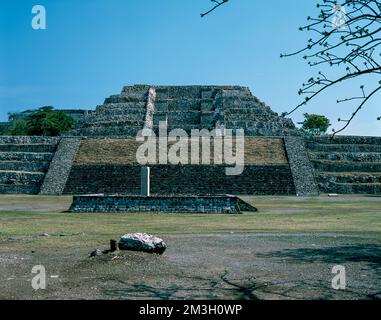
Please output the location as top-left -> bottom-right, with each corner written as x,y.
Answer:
0,85 -> 380,199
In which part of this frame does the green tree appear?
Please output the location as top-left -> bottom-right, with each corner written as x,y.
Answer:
8,109 -> 33,122
6,106 -> 75,136
301,113 -> 331,136
6,119 -> 29,136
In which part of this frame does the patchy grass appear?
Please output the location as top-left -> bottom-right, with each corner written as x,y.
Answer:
0,195 -> 380,250
75,137 -> 288,165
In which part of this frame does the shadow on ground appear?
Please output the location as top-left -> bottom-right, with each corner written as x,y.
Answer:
103,272 -> 263,300
256,244 -> 381,268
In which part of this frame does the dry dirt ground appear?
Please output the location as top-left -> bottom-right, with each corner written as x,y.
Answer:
0,195 -> 380,300
1,233 -> 381,300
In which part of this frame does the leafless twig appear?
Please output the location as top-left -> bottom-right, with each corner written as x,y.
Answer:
201,0 -> 229,17
281,0 -> 381,135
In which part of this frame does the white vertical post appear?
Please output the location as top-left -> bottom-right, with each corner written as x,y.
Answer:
141,166 -> 150,197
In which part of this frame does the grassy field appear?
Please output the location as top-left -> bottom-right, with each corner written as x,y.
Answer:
0,195 -> 380,250
1,195 -> 380,300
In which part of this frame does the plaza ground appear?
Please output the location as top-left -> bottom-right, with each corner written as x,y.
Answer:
0,195 -> 380,300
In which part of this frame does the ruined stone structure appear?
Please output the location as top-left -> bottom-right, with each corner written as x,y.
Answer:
0,136 -> 59,194
69,194 -> 257,214
0,85 -> 380,197
39,137 -> 81,195
68,85 -> 299,137
307,136 -> 381,194
63,137 -> 297,196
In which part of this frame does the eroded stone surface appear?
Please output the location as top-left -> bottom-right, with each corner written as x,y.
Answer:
68,85 -> 299,137
118,233 -> 166,254
69,195 -> 257,214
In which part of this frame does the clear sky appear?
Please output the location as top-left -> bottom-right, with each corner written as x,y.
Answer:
1,0 -> 380,136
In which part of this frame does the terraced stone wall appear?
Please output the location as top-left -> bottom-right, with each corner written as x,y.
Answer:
63,137 -> 296,195
307,135 -> 381,194
0,136 -> 59,194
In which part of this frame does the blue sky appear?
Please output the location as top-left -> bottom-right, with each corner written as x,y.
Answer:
0,0 -> 380,136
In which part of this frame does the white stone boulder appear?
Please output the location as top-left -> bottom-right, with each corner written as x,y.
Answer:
118,233 -> 166,254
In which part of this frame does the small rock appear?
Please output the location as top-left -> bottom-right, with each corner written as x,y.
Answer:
40,233 -> 49,237
118,233 -> 166,254
89,249 -> 102,257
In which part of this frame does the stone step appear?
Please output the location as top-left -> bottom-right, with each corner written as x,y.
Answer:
311,160 -> 381,172
80,116 -> 145,127
153,111 -> 201,125
0,183 -> 41,194
309,136 -> 381,145
155,87 -> 204,100
316,172 -> 381,184
68,126 -> 143,137
225,120 -> 295,132
307,142 -> 381,153
222,100 -> 271,110
221,88 -> 252,97
96,102 -> 147,111
151,124 -> 203,134
0,152 -> 54,162
224,108 -> 279,116
0,144 -> 57,153
200,87 -> 252,100
104,94 -> 147,104
0,136 -> 59,145
0,170 -> 45,184
225,128 -> 301,137
153,85 -> 250,100
309,152 -> 381,162
0,161 -> 50,172
121,85 -> 150,94
92,108 -> 146,118
318,182 -> 381,194
79,118 -> 145,128
155,99 -> 202,112
225,119 -> 283,128
83,109 -> 146,122
222,98 -> 276,113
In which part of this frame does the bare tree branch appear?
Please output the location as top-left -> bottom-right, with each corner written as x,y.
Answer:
281,0 -> 381,135
201,0 -> 229,18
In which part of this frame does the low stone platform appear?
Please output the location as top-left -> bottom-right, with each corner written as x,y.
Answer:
68,194 -> 257,214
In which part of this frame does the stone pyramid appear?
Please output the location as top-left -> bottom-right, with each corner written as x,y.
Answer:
67,85 -> 299,137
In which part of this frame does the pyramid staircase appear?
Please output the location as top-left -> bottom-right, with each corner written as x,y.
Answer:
68,85 -> 149,136
307,136 -> 381,194
220,89 -> 298,136
0,136 -> 59,194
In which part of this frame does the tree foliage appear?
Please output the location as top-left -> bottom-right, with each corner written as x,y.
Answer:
6,106 -> 75,136
6,119 -> 29,136
301,113 -> 331,135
